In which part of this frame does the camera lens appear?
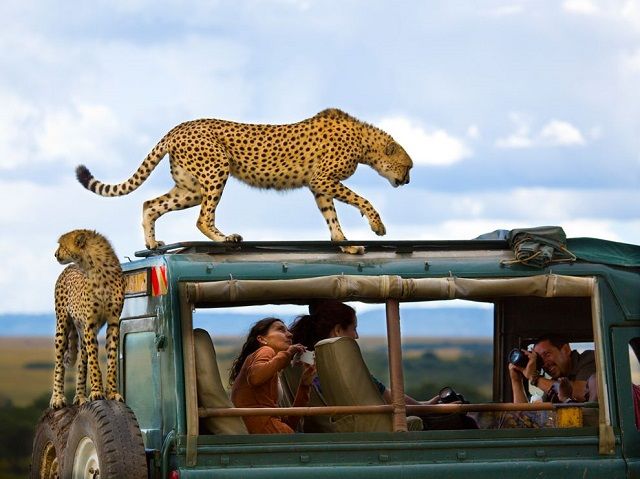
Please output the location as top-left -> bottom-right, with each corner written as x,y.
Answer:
508,348 -> 529,369
438,386 -> 462,404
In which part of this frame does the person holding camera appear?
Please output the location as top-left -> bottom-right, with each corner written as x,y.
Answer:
509,333 -> 597,404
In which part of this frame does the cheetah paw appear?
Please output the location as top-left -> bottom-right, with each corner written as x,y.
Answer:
146,239 -> 165,249
341,245 -> 365,255
224,234 -> 243,243
72,394 -> 88,406
49,395 -> 67,410
370,222 -> 386,236
88,390 -> 105,402
107,391 -> 125,402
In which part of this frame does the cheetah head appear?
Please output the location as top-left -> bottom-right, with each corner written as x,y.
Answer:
55,230 -> 92,265
373,141 -> 413,188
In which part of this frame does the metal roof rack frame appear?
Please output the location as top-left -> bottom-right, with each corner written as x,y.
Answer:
134,239 -> 509,258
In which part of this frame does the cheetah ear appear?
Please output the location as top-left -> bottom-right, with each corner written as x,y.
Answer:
74,232 -> 87,248
385,142 -> 397,156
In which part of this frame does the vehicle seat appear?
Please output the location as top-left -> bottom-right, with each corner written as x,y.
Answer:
281,364 -> 336,432
193,328 -> 248,435
315,336 -> 422,432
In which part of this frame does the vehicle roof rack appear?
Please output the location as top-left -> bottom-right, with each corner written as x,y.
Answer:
134,239 -> 509,258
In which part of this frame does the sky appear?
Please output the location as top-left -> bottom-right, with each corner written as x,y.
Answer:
0,0 -> 639,314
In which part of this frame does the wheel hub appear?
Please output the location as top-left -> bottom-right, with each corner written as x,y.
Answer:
72,436 -> 100,479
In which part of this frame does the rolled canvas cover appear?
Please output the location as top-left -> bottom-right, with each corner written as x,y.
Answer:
187,274 -> 594,305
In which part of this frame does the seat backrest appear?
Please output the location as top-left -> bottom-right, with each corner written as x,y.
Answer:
315,337 -> 393,432
281,364 -> 336,433
193,328 -> 248,435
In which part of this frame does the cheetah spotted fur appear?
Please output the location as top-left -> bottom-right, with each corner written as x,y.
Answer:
50,229 -> 125,409
76,108 -> 413,254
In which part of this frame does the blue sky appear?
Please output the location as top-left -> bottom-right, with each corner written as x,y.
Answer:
0,0 -> 638,313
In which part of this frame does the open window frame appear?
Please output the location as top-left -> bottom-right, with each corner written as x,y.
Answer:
177,273 -> 613,466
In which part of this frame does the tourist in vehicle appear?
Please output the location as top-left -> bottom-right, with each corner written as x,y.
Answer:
509,333 -> 597,403
229,317 -> 316,433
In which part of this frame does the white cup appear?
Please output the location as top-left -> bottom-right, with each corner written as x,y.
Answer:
298,350 -> 315,365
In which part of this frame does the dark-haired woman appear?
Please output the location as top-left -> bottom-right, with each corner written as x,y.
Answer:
230,317 -> 316,434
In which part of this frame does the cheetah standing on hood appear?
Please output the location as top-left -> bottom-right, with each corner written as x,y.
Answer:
50,229 -> 125,409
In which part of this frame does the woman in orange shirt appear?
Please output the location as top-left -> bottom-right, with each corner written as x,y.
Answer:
230,317 -> 315,433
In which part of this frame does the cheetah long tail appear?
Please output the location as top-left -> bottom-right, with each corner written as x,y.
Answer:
76,137 -> 169,197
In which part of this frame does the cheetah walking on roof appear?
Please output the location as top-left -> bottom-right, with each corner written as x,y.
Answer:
50,229 -> 125,409
76,108 -> 413,254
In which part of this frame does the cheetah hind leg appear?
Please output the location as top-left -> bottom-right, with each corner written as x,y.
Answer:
63,327 -> 78,368
105,323 -> 124,402
82,325 -> 106,402
72,346 -> 88,406
195,188 -> 243,243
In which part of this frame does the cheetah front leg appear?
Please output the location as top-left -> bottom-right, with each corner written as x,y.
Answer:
104,320 -> 123,402
309,176 -> 387,247
313,192 -> 364,255
50,313 -> 70,409
83,321 -> 105,402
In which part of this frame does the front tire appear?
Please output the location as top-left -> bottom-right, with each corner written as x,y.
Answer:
62,400 -> 147,479
31,406 -> 78,479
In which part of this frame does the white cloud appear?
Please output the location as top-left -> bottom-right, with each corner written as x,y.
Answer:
562,0 -> 640,32
562,0 -> 600,15
38,102 -> 124,165
378,116 -> 472,167
0,32 -> 255,172
495,112 -> 534,149
0,96 -> 127,170
0,92 -> 39,170
539,119 -> 586,146
621,0 -> 640,31
496,113 -> 587,148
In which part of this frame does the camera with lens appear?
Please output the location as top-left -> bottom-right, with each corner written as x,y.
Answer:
438,386 -> 467,404
508,348 -> 543,370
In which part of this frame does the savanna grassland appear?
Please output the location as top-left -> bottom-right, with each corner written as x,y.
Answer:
0,336 -> 493,407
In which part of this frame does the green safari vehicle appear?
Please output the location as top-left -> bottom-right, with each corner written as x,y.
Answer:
32,231 -> 640,478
